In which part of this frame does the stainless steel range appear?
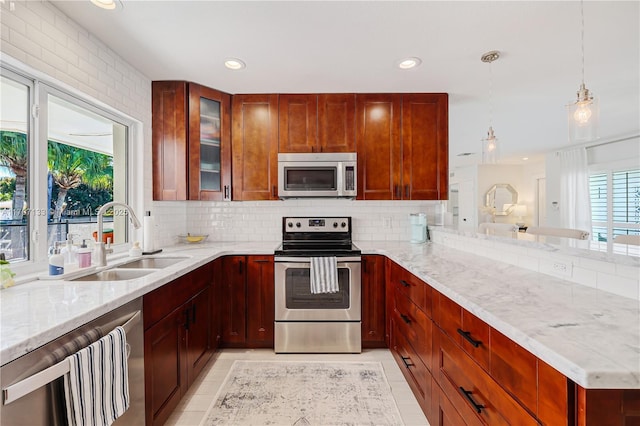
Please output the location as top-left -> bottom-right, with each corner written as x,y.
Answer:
274,217 -> 361,353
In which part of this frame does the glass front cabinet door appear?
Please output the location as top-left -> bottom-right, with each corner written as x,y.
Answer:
188,83 -> 232,201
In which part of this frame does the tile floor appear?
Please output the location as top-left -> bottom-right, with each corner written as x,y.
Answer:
165,348 -> 429,426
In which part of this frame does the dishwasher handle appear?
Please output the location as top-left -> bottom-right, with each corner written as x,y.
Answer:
2,310 -> 140,406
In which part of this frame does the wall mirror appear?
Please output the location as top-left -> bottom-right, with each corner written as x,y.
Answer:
486,184 -> 518,216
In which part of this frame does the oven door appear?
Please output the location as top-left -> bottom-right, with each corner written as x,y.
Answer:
274,256 -> 361,321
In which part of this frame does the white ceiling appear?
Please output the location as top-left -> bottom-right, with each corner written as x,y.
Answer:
51,1 -> 640,168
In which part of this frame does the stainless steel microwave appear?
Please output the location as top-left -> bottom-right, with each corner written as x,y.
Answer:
278,152 -> 357,198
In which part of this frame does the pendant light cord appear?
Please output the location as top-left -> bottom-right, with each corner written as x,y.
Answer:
580,0 -> 585,86
488,60 -> 493,128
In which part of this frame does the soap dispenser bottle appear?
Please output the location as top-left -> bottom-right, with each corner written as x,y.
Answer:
77,239 -> 92,268
49,242 -> 64,276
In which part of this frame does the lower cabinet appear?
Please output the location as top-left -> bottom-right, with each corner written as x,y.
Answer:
386,259 -> 640,426
220,255 -> 275,348
361,255 -> 386,348
143,264 -> 214,426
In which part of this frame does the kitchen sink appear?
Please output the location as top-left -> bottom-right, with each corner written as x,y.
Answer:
115,256 -> 189,269
71,268 -> 156,282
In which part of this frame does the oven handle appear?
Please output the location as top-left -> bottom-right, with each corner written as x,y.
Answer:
274,256 -> 361,263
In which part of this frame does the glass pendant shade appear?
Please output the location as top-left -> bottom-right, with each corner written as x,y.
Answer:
482,126 -> 499,164
567,84 -> 599,143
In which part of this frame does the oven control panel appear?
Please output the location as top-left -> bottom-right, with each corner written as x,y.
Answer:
284,217 -> 351,233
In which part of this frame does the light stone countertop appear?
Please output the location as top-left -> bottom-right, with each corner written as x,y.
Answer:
1,240 -> 638,390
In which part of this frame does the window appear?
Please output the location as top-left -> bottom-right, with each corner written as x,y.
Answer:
1,65 -> 135,266
589,169 -> 640,256
0,72 -> 32,263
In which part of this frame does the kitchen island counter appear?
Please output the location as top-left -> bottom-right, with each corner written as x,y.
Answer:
1,240 -> 638,390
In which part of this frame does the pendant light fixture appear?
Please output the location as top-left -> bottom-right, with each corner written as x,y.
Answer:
481,50 -> 500,164
567,0 -> 598,143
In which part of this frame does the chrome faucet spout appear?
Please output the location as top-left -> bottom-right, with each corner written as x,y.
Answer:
95,202 -> 141,266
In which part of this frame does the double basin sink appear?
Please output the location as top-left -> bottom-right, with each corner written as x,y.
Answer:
71,256 -> 189,281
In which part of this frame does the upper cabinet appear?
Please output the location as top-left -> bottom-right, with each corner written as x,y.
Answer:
401,94 -> 448,200
152,81 -> 231,201
356,93 -> 448,200
278,94 -> 356,153
231,94 -> 279,200
152,85 -> 447,201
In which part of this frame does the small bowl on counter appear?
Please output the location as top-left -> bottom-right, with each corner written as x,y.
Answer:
177,234 -> 209,244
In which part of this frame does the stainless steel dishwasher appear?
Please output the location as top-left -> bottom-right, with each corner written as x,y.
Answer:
0,298 -> 145,425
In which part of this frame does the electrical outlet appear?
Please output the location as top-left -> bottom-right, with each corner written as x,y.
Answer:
382,217 -> 392,228
552,262 -> 567,273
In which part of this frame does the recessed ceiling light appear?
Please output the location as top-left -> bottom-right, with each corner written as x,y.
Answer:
522,157 -> 529,161
90,0 -> 117,10
224,58 -> 246,70
397,57 -> 422,70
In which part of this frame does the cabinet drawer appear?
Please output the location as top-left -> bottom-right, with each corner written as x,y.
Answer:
392,320 -> 431,402
389,261 -> 428,312
393,290 -> 433,371
438,329 -> 537,426
144,264 -> 212,329
435,291 -> 489,371
490,328 -> 537,416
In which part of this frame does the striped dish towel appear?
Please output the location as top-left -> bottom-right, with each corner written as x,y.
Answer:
64,326 -> 130,426
310,256 -> 339,294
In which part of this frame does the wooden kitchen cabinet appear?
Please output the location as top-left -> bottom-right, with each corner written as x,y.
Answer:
356,94 -> 401,200
279,94 -> 356,153
361,255 -> 386,348
401,94 -> 448,200
220,255 -> 275,347
387,259 -> 436,423
143,264 -> 214,426
246,256 -> 275,347
231,94 -> 279,200
220,256 -> 247,345
152,81 -> 232,201
356,93 -> 448,200
279,94 -> 317,152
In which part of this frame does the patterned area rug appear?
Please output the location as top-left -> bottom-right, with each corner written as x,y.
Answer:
200,360 -> 404,426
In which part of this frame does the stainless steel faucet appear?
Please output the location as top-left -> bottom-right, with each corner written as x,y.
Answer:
94,202 -> 142,266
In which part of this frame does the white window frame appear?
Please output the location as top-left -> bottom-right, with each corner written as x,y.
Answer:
589,157 -> 640,255
1,59 -> 143,278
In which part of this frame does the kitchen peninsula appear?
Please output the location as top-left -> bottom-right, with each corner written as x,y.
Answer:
1,237 -> 638,425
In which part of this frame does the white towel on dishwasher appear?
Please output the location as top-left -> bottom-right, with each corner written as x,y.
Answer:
64,326 -> 130,426
310,256 -> 339,294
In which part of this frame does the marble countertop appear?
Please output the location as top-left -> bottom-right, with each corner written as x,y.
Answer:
1,240 -> 638,389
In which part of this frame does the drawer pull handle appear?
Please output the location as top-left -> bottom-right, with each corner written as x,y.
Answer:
184,308 -> 190,331
401,356 -> 414,369
400,280 -> 410,288
400,314 -> 411,324
459,387 -> 485,414
457,329 -> 482,348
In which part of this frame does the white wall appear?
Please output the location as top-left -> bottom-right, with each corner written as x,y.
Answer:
450,162 -> 544,230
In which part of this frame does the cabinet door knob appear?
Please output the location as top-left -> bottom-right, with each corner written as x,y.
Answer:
272,186 -> 277,198
191,305 -> 196,324
400,313 -> 411,324
404,185 -> 410,199
399,280 -> 410,288
394,185 -> 400,199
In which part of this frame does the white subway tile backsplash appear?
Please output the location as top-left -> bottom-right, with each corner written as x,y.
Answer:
579,258 -> 617,275
570,267 -> 598,289
597,272 -> 639,300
